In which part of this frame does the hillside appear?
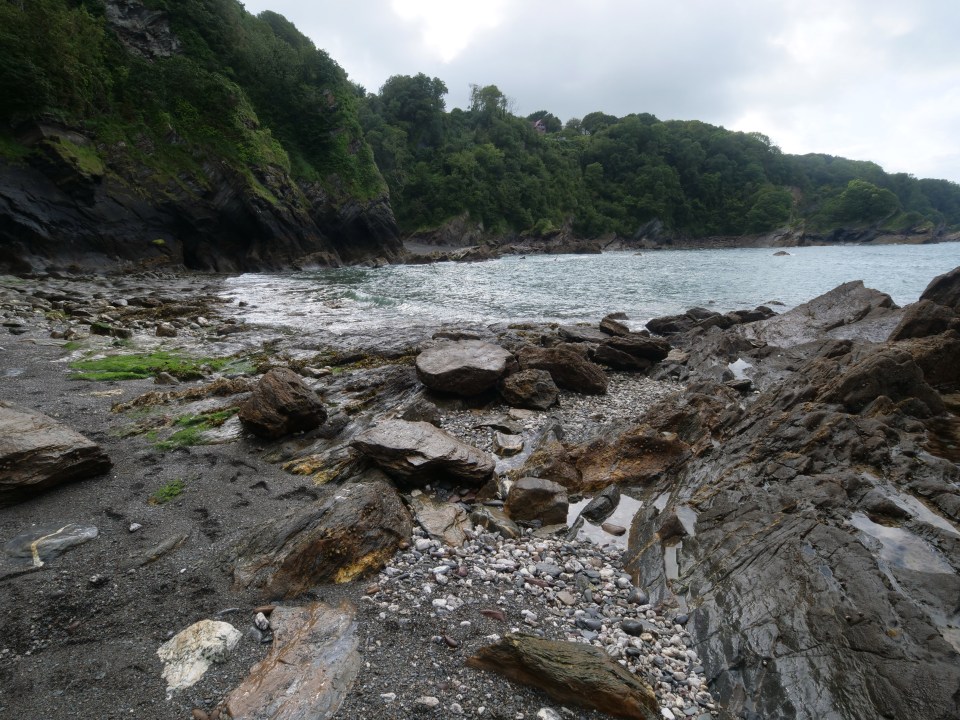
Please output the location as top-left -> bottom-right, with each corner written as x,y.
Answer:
0,0 -> 402,273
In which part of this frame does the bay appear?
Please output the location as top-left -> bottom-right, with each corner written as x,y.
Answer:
226,243 -> 960,332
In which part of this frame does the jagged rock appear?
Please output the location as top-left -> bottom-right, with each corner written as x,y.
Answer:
157,620 -> 242,692
558,324 -> 608,343
238,367 -> 327,439
518,346 -> 607,394
232,475 -> 411,598
919,265 -> 960,312
740,280 -> 899,347
467,634 -> 659,720
498,369 -> 560,410
579,485 -> 621,523
896,331 -> 960,392
105,0 -> 182,59
493,432 -> 524,457
409,494 -> 471,547
888,300 -> 958,340
513,438 -> 583,492
0,401 -> 111,506
351,420 -> 495,486
415,340 -> 515,396
595,333 -> 670,371
225,603 -> 359,720
504,477 -> 568,526
818,347 -> 945,416
599,313 -> 630,336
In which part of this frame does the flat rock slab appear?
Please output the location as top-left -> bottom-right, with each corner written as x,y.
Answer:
351,419 -> 495,485
233,475 -> 412,598
157,620 -> 242,692
409,494 -> 472,547
416,340 -> 515,396
0,400 -> 112,506
467,633 -> 659,720
4,523 -> 98,567
226,603 -> 360,720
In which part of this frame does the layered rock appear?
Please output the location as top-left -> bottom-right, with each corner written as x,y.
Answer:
351,419 -> 495,486
504,477 -> 568,526
498,369 -> 559,410
415,340 -> 515,396
238,368 -> 327,439
517,346 -> 608,394
0,401 -> 112,506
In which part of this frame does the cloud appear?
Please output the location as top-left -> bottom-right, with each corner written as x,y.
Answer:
240,0 -> 960,182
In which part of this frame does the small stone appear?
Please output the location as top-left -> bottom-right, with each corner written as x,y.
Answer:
253,612 -> 270,631
154,371 -> 179,385
556,591 -> 576,606
192,709 -> 209,720
628,588 -> 649,605
537,709 -> 562,720
601,522 -> 626,536
129,523 -> 143,533
416,696 -> 441,709
380,692 -> 397,703
450,702 -> 464,714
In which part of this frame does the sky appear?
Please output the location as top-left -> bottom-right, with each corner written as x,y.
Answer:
241,0 -> 960,183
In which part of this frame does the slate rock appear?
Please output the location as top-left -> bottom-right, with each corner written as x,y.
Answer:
580,485 -> 621,523
238,367 -> 326,439
233,475 -> 411,598
0,400 -> 111,506
409,494 -> 472,547
467,634 -> 659,720
499,369 -> 560,410
226,603 -> 359,720
888,299 -> 958,341
416,340 -> 515,396
157,620 -> 242,692
351,419 -> 495,486
518,346 -> 608,394
505,477 -> 568,526
600,314 -> 631,336
470,506 -> 521,539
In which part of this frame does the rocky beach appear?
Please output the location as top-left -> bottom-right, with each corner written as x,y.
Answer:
1,264 -> 959,720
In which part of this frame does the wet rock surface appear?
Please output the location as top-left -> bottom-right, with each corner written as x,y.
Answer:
238,367 -> 327,439
416,339 -> 515,396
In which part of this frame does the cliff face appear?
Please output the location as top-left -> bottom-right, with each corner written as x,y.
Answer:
0,0 -> 402,273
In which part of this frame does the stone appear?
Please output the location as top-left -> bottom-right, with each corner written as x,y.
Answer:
518,345 -> 607,394
0,400 -> 111,506
351,419 -> 495,486
572,425 -> 690,493
580,485 -> 621,523
597,334 -> 671,371
415,340 -> 515,396
493,432 -> 524,457
90,321 -> 133,339
467,634 -> 659,720
504,477 -> 568,526
4,523 -> 98,567
233,474 -> 412,598
469,506 -> 521,539
157,620 -> 242,692
888,299 -> 958,340
558,324 -> 609,343
154,371 -> 179,385
409,494 -> 472,547
601,522 -> 626,536
155,322 -> 178,337
600,313 -> 631,336
498,369 -> 560,410
225,603 -> 359,720
919,265 -> 960,313
238,367 -> 327,439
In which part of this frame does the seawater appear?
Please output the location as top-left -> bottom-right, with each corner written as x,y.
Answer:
226,243 -> 960,332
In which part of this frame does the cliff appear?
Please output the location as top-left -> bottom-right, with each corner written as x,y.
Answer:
0,0 -> 401,273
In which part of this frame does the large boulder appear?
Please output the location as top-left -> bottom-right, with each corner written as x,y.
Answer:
888,299 -> 959,340
238,367 -> 327,439
740,281 -> 899,347
233,475 -> 411,598
467,634 -> 659,720
351,419 -> 495,486
225,603 -> 360,720
504,477 -> 568,526
919,265 -> 960,312
518,346 -> 608,394
498,369 -> 559,410
0,400 -> 111,506
595,334 -> 670,371
408,494 -> 472,547
415,340 -> 515,396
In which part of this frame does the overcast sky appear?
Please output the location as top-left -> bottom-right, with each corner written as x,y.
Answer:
241,0 -> 959,183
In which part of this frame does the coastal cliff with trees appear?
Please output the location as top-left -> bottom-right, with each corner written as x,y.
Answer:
1,0 -> 959,272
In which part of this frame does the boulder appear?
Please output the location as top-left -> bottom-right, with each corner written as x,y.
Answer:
415,340 -> 515,396
0,400 -> 111,506
233,475 -> 411,598
469,506 -> 521,539
572,425 -> 690,493
498,369 -> 559,410
919,265 -> 960,312
512,438 -> 583,492
740,281 -> 899,347
351,420 -> 495,486
238,367 -> 326,439
897,331 -> 960,392
467,634 -> 659,720
595,333 -> 670,371
558,324 -> 608,343
504,477 -> 568,526
225,603 -> 360,720
579,485 -> 621,523
157,620 -> 242,692
518,346 -> 607,394
888,300 -> 958,340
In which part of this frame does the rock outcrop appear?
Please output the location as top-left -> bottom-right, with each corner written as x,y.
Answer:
0,401 -> 111,506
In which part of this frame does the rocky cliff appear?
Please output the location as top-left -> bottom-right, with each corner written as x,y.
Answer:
0,0 -> 402,273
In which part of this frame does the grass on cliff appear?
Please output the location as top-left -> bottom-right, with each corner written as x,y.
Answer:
69,351 -> 244,381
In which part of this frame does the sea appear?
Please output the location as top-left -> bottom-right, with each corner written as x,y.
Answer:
225,243 -> 960,333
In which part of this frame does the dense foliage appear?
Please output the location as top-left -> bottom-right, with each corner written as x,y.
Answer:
360,77 -> 960,238
0,0 -> 384,202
